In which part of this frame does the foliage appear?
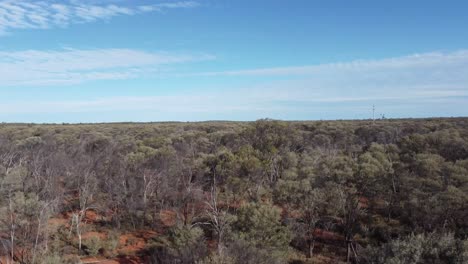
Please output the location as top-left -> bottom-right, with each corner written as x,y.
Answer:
361,232 -> 468,264
0,118 -> 467,262
233,203 -> 291,261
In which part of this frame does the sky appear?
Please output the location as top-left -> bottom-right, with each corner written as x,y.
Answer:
1,0 -> 468,123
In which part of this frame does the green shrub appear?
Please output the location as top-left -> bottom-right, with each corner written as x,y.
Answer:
361,232 -> 468,264
103,231 -> 120,258
84,236 -> 103,256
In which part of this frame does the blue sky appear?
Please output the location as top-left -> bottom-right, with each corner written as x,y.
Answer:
1,0 -> 468,122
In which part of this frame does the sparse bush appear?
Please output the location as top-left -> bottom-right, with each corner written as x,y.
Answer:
198,253 -> 235,264
361,232 -> 468,264
103,231 -> 120,258
84,236 -> 103,256
36,254 -> 66,264
148,225 -> 208,263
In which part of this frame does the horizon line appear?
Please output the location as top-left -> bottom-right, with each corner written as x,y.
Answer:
1,116 -> 466,126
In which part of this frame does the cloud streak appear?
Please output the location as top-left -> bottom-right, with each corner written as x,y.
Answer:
0,48 -> 214,85
191,50 -> 468,79
0,0 -> 198,34
1,49 -> 468,121
184,50 -> 468,107
1,88 -> 467,120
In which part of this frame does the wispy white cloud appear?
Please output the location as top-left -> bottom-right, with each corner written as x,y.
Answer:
191,50 -> 468,78
0,48 -> 214,85
1,50 -> 468,121
139,1 -> 199,12
0,0 -> 198,34
1,87 -> 467,118
181,50 -> 468,109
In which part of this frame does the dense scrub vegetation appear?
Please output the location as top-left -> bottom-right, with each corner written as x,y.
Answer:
0,118 -> 467,263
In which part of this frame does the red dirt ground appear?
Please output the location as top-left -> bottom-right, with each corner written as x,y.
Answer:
118,230 -> 156,253
82,231 -> 107,240
159,209 -> 177,227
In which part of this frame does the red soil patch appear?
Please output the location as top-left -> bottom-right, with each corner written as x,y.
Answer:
82,231 -> 107,240
0,256 -> 12,264
81,257 -> 119,264
136,230 -> 158,240
85,210 -> 100,222
114,255 -> 142,264
82,257 -> 142,264
359,197 -> 369,208
118,233 -> 146,254
48,216 -> 69,228
313,229 -> 344,242
116,230 -> 156,255
61,209 -> 102,224
280,205 -> 302,219
160,209 -> 177,227
206,238 -> 217,251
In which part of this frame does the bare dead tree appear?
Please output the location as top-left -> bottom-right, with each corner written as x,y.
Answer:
70,170 -> 97,253
205,185 -> 232,255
